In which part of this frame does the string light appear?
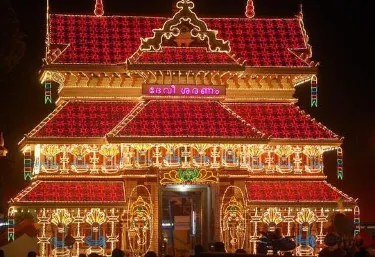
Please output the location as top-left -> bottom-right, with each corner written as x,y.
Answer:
23,146 -> 32,180
311,75 -> 318,107
354,206 -> 360,235
44,82 -> 52,104
337,147 -> 344,180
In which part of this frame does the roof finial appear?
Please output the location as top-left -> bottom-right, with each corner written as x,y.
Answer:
0,132 -> 7,157
245,0 -> 255,18
45,0 -> 50,62
94,0 -> 104,16
298,2 -> 304,19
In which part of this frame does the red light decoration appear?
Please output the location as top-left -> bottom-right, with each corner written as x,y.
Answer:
116,101 -> 263,138
12,181 -> 126,203
337,147 -> 343,180
246,181 -> 354,202
311,75 -> 318,107
31,101 -> 137,138
48,15 -> 310,66
226,103 -> 338,139
245,0 -> 255,18
49,15 -> 165,64
94,0 -> 104,17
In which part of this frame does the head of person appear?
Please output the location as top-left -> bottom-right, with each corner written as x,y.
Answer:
194,244 -> 205,256
88,253 -> 100,257
213,241 -> 226,252
0,249 -> 4,257
275,227 -> 282,238
324,232 -> 340,247
112,248 -> 125,257
145,251 -> 157,257
79,254 -> 87,257
235,248 -> 247,254
27,252 -> 37,257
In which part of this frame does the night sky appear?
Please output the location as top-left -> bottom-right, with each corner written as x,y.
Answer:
0,0 -> 374,221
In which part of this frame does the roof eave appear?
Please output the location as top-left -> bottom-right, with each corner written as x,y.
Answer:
107,136 -> 268,144
9,202 -> 127,208
269,138 -> 342,146
20,137 -> 107,147
244,66 -> 317,75
246,201 -> 357,207
128,63 -> 245,71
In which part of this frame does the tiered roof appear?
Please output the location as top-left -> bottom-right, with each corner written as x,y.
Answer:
27,101 -> 137,139
23,100 -> 340,143
47,15 -> 311,67
246,181 -> 355,204
226,103 -> 338,140
10,180 -> 126,205
113,101 -> 263,140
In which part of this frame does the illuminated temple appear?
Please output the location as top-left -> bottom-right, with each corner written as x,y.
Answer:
7,0 -> 359,256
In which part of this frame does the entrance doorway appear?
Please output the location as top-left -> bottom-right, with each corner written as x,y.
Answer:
160,185 -> 211,257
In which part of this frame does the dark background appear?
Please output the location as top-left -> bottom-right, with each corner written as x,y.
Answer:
0,0 -> 374,221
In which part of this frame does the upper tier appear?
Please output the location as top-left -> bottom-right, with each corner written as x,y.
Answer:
46,15 -> 312,67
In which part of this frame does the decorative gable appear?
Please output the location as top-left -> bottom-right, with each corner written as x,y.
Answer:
139,0 -> 230,53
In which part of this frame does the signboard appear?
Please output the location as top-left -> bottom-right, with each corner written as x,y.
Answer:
143,84 -> 226,97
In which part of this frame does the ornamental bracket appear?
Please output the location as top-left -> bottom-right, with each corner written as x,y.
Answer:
140,0 -> 230,53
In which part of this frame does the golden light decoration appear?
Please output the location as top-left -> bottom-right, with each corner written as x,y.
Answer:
99,144 -> 119,158
296,208 -> 317,225
193,144 -> 210,155
68,144 -> 91,159
262,207 -> 283,227
303,146 -> 323,157
220,186 -> 246,252
51,209 -> 73,226
159,168 -> 218,185
274,145 -> 294,157
86,208 -> 106,226
133,144 -> 152,152
127,185 -> 153,257
41,144 -> 61,160
248,145 -> 265,157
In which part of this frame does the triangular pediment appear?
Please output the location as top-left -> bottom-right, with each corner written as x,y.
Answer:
140,0 -> 230,53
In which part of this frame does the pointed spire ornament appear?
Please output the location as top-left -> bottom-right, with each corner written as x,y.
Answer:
245,0 -> 255,18
94,0 -> 104,16
0,132 -> 8,157
297,3 -> 304,19
0,132 -> 4,147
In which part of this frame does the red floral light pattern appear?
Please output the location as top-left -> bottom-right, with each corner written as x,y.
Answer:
32,101 -> 137,138
226,103 -> 338,139
205,18 -> 309,67
117,101 -> 262,138
136,47 -> 237,64
49,15 -> 309,66
49,15 -> 165,64
16,181 -> 125,203
246,181 -> 352,202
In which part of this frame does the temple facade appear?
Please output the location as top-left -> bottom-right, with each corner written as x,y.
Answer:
7,0 -> 358,256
